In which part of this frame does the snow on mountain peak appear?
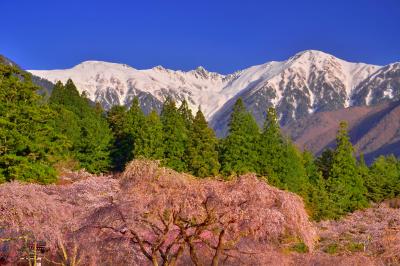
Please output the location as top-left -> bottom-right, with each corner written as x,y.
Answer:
29,51 -> 386,123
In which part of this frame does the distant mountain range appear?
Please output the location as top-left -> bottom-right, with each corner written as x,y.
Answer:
28,50 -> 400,137
283,100 -> 400,163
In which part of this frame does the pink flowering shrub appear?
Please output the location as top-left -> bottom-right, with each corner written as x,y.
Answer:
1,160 -> 398,265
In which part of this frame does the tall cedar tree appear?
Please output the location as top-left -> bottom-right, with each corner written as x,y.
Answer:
49,79 -> 112,173
327,121 -> 368,217
134,110 -> 164,160
124,97 -> 146,162
280,141 -> 309,194
0,64 -> 67,183
302,151 -> 334,221
107,105 -> 131,171
259,107 -> 308,194
220,98 -> 259,175
178,99 -> 194,127
258,107 -> 285,185
160,97 -> 188,171
187,108 -> 220,177
177,99 -> 194,167
315,149 -> 334,180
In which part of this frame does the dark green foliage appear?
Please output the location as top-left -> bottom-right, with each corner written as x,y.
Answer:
49,79 -> 112,173
134,110 -> 164,160
326,121 -> 368,217
279,140 -> 308,194
315,149 -> 334,180
219,98 -> 260,175
178,99 -> 194,128
0,64 -> 67,183
258,107 -> 284,184
258,107 -> 308,194
107,105 -> 130,171
187,108 -> 220,177
303,151 -> 334,221
160,97 -> 188,171
124,97 -> 146,161
364,155 -> 400,202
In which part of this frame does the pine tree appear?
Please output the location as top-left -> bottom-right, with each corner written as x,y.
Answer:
220,98 -> 259,175
327,121 -> 368,217
134,110 -> 164,160
160,97 -> 188,171
187,108 -> 220,177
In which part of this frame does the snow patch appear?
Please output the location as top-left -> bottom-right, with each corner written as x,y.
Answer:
29,51 -> 383,120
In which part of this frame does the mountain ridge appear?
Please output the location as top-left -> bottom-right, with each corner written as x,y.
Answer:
28,50 -> 400,135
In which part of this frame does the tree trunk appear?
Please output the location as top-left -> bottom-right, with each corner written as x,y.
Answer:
152,255 -> 159,266
211,230 -> 225,266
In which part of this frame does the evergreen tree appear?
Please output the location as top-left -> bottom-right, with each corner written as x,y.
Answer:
316,149 -> 334,180
365,155 -> 400,202
124,97 -> 146,161
107,105 -> 130,171
160,97 -> 188,171
258,107 -> 285,185
187,108 -> 220,177
49,79 -> 112,173
258,107 -> 308,194
178,99 -> 194,128
327,121 -> 368,217
219,98 -> 259,175
134,110 -> 164,160
177,99 -> 193,167
302,151 -> 334,221
280,141 -> 308,194
0,64 -> 67,183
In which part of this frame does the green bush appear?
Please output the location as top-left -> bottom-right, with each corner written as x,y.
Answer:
289,242 -> 309,253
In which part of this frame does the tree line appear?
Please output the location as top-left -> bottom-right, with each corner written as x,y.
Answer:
1,63 -> 399,220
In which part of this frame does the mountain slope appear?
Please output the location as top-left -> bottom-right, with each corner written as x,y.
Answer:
352,63 -> 400,106
283,100 -> 400,163
29,50 -> 400,135
211,50 -> 381,135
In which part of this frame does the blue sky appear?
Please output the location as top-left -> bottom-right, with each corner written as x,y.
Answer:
1,0 -> 399,73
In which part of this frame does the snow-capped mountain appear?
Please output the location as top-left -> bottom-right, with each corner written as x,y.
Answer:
210,50 -> 381,135
29,50 -> 399,136
351,63 -> 400,106
30,61 -> 235,118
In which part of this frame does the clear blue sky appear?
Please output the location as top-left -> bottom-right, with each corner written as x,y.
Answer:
1,0 -> 399,73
